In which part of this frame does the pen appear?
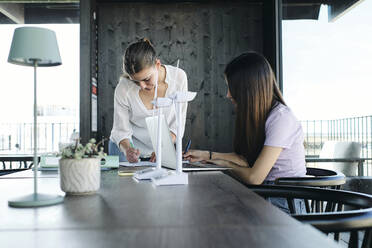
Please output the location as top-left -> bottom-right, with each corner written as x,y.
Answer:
184,139 -> 191,154
129,140 -> 135,148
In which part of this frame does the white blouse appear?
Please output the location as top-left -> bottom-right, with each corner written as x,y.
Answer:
110,65 -> 188,157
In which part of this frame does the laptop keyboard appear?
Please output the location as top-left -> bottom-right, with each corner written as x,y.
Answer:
182,162 -> 218,169
182,163 -> 203,169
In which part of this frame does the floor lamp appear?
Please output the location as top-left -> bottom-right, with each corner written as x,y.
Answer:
7,27 -> 64,207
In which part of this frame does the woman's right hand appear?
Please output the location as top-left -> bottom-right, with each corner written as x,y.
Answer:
183,149 -> 210,162
149,152 -> 156,163
125,147 -> 140,163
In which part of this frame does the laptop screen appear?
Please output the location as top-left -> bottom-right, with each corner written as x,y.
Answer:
145,115 -> 178,170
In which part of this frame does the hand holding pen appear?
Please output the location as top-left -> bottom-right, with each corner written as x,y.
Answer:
124,140 -> 140,163
183,139 -> 191,155
183,140 -> 212,163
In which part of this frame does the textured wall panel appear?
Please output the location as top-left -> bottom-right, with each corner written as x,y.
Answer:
98,2 -> 262,152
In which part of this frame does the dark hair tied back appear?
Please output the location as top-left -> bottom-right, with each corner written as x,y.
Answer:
123,38 -> 157,75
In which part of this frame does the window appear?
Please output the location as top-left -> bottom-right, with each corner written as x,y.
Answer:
0,3 -> 79,154
282,1 -> 372,120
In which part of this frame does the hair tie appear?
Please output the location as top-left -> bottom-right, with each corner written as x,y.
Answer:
142,38 -> 153,46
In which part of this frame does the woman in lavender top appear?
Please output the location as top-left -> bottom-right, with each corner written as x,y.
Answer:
184,51 -> 306,186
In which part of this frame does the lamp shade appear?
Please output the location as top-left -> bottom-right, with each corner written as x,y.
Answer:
8,27 -> 62,67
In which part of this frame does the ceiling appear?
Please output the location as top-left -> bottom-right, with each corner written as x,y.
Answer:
283,0 -> 363,22
0,1 -> 79,24
0,0 -> 363,24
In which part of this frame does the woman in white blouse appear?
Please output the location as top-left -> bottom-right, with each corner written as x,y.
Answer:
109,39 -> 188,163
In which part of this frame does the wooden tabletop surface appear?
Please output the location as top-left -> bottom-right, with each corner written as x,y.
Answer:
0,170 -> 339,248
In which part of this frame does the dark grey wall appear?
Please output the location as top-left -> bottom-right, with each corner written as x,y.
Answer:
80,0 -> 95,144
98,2 -> 263,152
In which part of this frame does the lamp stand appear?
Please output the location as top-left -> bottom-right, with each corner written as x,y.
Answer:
8,61 -> 64,208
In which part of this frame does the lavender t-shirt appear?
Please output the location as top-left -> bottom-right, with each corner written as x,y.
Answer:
264,103 -> 306,181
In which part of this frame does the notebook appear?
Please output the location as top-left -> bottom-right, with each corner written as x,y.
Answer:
38,155 -> 119,171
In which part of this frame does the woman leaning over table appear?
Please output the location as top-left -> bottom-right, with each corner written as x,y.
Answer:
109,39 -> 188,163
184,52 -> 306,213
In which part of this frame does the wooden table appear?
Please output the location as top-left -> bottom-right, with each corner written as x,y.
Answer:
0,170 -> 339,248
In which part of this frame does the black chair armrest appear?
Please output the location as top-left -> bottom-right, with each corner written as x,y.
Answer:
305,155 -> 320,158
294,209 -> 372,233
275,167 -> 346,187
305,158 -> 366,163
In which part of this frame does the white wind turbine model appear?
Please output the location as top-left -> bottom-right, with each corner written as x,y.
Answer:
151,91 -> 196,186
132,91 -> 197,183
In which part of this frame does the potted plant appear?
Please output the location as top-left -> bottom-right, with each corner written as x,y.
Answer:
59,138 -> 106,195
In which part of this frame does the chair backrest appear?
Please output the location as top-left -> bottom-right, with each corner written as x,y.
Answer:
275,167 -> 346,188
318,141 -> 362,176
248,185 -> 372,248
320,141 -> 361,158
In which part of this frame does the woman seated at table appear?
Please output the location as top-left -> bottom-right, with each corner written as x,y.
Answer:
184,52 -> 306,213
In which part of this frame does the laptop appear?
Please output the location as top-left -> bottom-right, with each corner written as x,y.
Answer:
145,115 -> 231,171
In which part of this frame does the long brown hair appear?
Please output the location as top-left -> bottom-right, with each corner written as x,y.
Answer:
224,52 -> 285,166
123,38 -> 156,76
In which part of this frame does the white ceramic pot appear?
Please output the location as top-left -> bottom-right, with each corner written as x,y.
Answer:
59,157 -> 101,195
